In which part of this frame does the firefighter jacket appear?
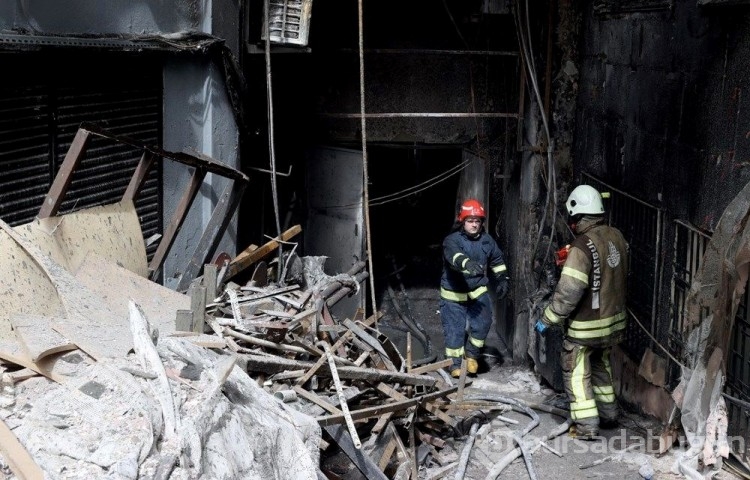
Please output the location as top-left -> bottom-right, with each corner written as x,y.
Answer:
440,226 -> 508,302
543,215 -> 629,348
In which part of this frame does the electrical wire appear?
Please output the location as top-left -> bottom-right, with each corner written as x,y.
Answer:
513,0 -> 559,267
316,154 -> 477,210
264,0 -> 284,274
442,0 -> 490,213
357,0 -> 378,317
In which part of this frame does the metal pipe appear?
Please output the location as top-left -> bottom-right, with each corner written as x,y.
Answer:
321,112 -> 519,119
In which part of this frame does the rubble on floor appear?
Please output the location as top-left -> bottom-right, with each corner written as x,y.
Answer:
0,216 -> 537,479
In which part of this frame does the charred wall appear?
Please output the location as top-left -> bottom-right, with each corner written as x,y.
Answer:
574,2 -> 750,230
570,0 -> 750,405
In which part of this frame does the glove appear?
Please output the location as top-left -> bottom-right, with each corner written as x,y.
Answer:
496,277 -> 509,300
535,319 -> 548,334
463,260 -> 484,276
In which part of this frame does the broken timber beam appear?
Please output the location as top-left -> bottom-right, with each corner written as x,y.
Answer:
243,353 -> 437,387
316,385 -> 458,426
224,225 -> 302,281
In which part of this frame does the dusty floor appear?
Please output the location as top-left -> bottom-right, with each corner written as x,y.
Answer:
371,251 -> 743,480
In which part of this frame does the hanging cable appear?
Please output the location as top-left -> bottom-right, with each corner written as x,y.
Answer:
513,0 -> 558,266
357,0 -> 378,318
264,0 -> 284,278
319,155 -> 477,210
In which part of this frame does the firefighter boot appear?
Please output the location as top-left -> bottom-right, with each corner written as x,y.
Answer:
466,357 -> 479,375
569,422 -> 599,440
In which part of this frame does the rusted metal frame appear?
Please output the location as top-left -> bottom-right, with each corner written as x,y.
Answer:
122,150 -> 158,202
243,353 -> 438,387
370,413 -> 394,436
148,168 -> 206,280
290,334 -> 356,366
295,330 -> 354,386
37,128 -> 92,219
234,284 -> 300,300
376,382 -> 456,427
417,430 -> 446,449
320,303 -> 346,356
386,423 -> 412,477
343,319 -> 396,371
316,385 -> 458,427
323,425 -> 389,480
376,427 -> 398,471
79,122 -> 248,181
224,328 -> 307,354
176,179 -> 247,291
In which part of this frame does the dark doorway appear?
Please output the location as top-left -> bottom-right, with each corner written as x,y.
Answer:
366,146 -> 462,365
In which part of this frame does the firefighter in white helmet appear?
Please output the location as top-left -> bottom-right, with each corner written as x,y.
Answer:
536,185 -> 629,439
440,199 -> 509,378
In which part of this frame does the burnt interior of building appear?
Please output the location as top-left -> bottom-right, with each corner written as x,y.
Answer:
234,0 -> 750,465
3,0 -> 750,475
238,0 -> 526,367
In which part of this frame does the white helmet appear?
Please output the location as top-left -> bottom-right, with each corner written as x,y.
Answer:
566,185 -> 604,216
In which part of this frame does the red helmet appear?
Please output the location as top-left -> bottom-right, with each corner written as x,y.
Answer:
458,199 -> 486,222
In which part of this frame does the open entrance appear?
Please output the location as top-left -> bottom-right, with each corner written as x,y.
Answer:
366,145 -> 503,368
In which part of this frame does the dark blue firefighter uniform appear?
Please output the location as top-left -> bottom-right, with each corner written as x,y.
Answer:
439,227 -> 508,369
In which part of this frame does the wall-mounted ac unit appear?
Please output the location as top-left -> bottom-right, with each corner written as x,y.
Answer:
263,0 -> 313,47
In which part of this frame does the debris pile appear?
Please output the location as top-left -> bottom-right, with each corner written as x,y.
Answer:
0,221 -> 529,480
204,254 -> 488,479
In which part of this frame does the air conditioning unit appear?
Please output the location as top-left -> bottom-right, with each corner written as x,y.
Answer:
262,0 -> 313,47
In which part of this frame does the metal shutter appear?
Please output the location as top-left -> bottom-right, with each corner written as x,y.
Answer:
0,52 -> 162,256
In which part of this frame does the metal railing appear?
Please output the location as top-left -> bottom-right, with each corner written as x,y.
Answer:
583,174 -> 663,361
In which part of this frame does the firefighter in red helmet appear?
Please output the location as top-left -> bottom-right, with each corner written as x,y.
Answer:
439,199 -> 509,378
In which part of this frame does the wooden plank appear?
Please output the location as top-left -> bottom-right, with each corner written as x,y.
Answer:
0,418 -> 44,479
293,386 -> 342,415
295,330 -> 353,386
377,428 -> 398,471
122,150 -> 157,201
148,168 -> 206,280
225,225 -> 302,281
177,181 -> 246,291
409,359 -> 453,375
245,353 -> 438,387
316,385 -> 458,426
377,383 -> 456,426
38,128 -> 91,219
189,281 -> 207,333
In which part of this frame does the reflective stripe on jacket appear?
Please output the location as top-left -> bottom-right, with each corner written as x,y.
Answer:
543,216 -> 629,348
440,227 -> 507,302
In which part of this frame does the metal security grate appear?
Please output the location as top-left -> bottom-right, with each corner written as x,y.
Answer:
726,276 -> 750,462
668,220 -> 710,359
265,0 -> 313,46
583,174 -> 663,362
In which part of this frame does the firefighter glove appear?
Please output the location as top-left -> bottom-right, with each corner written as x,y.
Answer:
535,319 -> 548,334
463,260 -> 484,276
496,277 -> 509,300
